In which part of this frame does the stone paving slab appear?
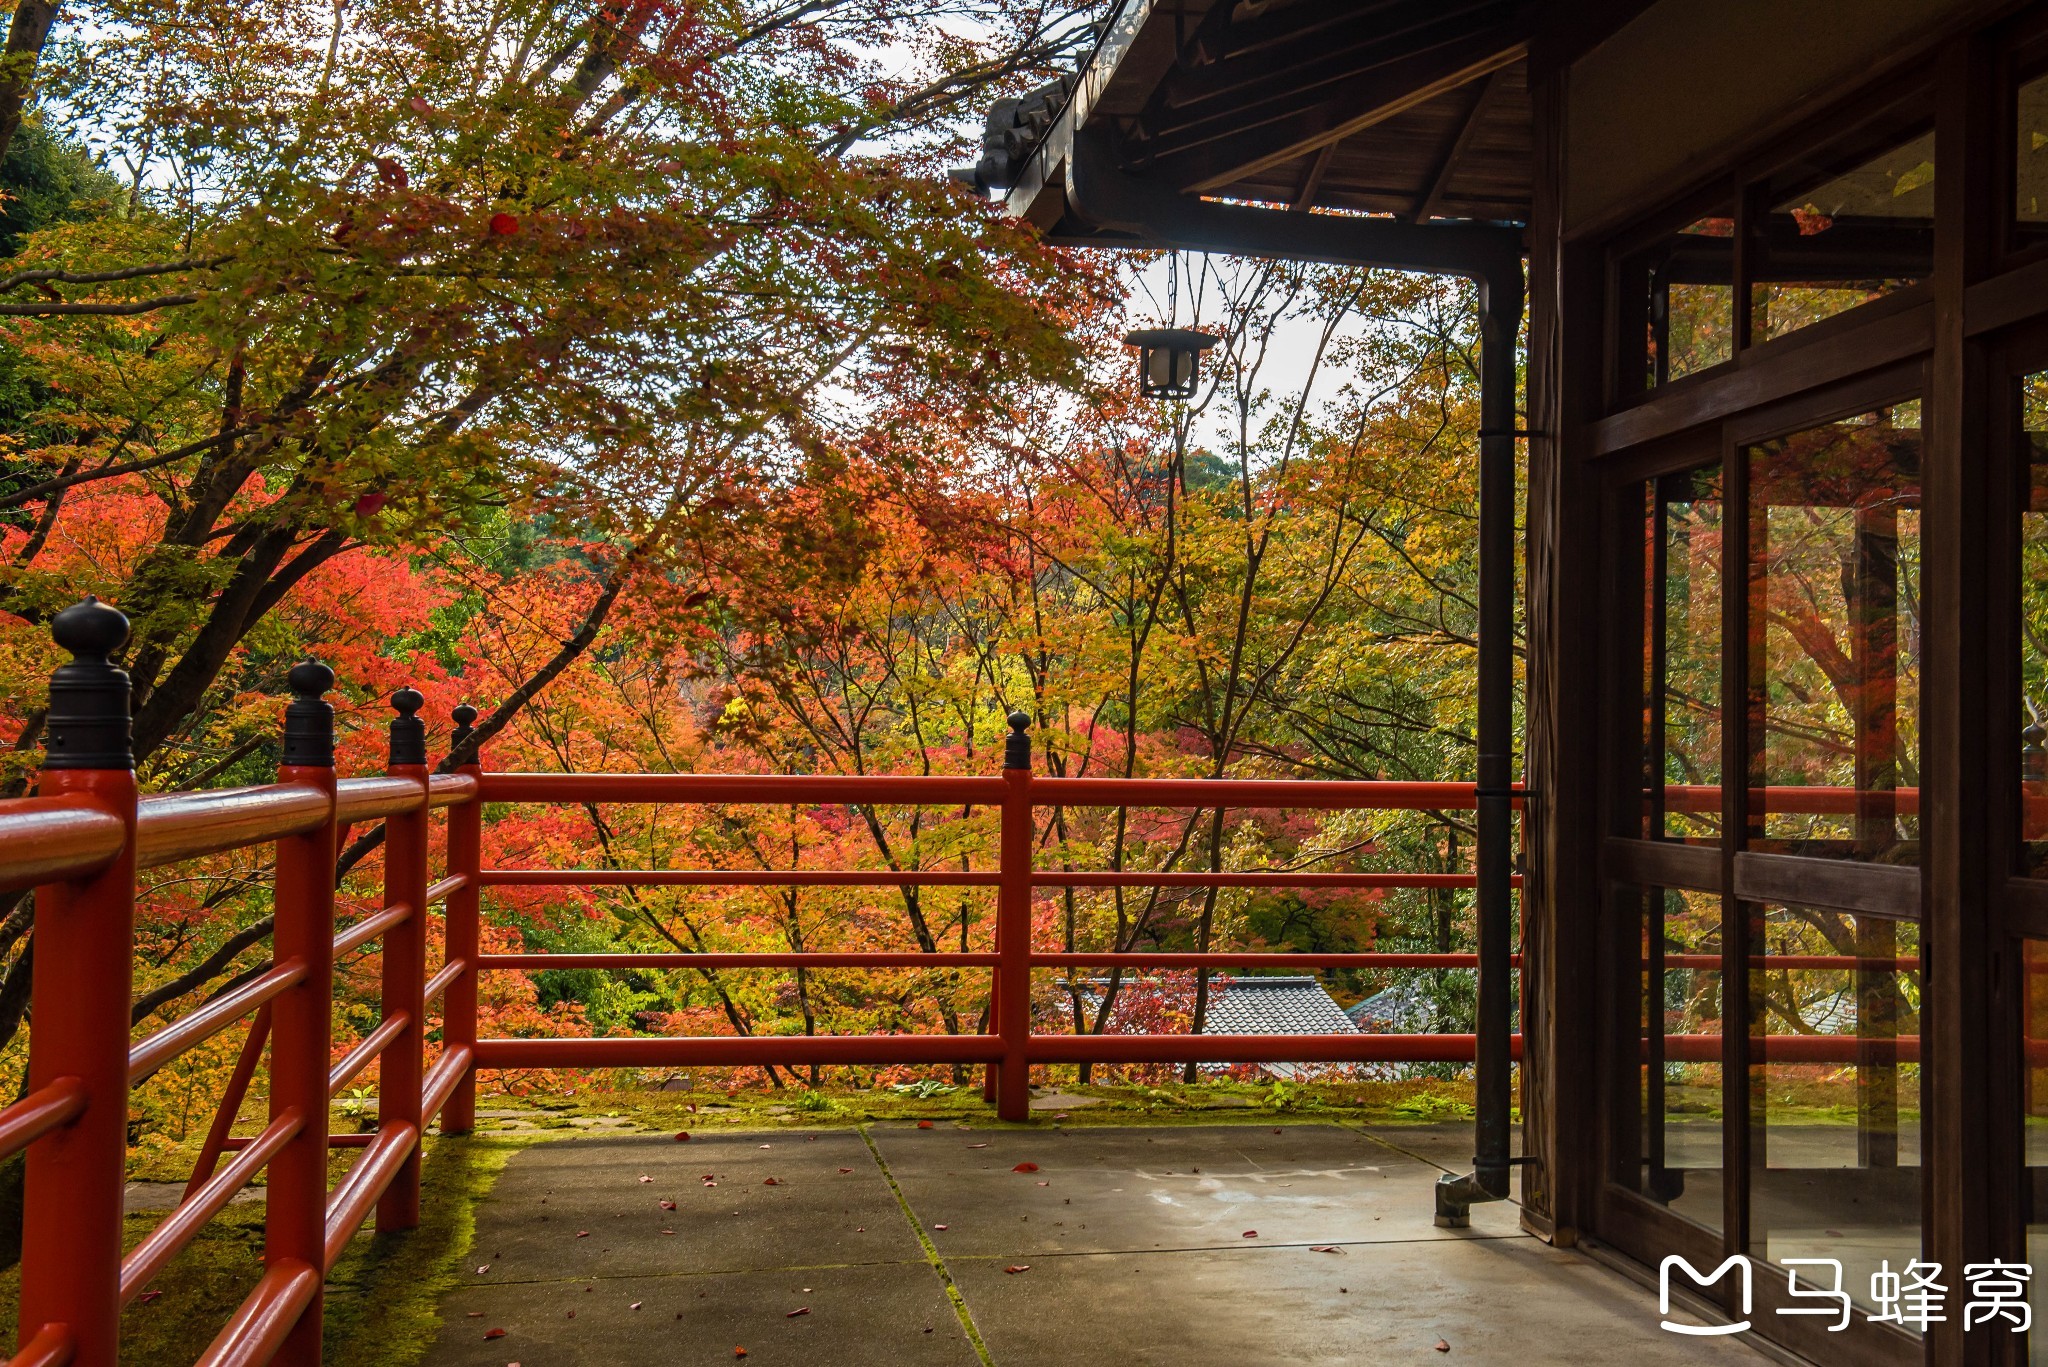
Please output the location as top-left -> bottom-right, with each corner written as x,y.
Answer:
869,1122 -> 1522,1257
464,1130 -> 918,1283
946,1238 -> 1764,1366
427,1263 -> 978,1367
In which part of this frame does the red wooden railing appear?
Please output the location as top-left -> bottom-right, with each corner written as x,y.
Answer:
0,602 -> 1965,1365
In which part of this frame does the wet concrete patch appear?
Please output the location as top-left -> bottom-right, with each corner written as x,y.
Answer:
947,1238 -> 1763,1367
426,1124 -> 1762,1366
870,1123 -> 1521,1258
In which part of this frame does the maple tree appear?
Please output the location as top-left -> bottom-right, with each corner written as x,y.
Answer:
0,0 -> 1556,1167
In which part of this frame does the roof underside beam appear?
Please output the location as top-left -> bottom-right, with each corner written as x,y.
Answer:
1060,129 -> 1522,288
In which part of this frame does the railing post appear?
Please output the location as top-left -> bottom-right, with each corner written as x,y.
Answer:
268,661 -> 338,1365
377,689 -> 429,1230
996,712 -> 1033,1123
20,598 -> 137,1367
440,704 -> 482,1134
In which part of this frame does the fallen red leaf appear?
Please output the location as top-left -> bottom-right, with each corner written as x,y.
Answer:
1435,1339 -> 1451,1353
1242,1230 -> 1258,1239
674,1131 -> 691,1142
933,1223 -> 948,1231
660,1200 -> 678,1210
1004,1265 -> 1031,1275
1012,1162 -> 1039,1173
917,1120 -> 934,1129
838,1167 -> 853,1173
1035,1181 -> 1049,1186
576,1230 -> 590,1238
136,1290 -> 163,1305
466,1312 -> 484,1318
638,1175 -> 653,1183
484,1328 -> 507,1340
735,1349 -> 747,1359
1310,1246 -> 1346,1254
763,1177 -> 780,1186
966,1142 -> 988,1149
661,1229 -> 674,1235
630,1301 -> 643,1311
476,1264 -> 490,1273
786,1307 -> 810,1318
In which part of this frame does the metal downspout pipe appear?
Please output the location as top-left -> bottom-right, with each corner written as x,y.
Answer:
1434,270 -> 1523,1228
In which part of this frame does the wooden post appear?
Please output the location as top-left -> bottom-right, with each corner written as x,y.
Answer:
441,705 -> 483,1135
1924,32 -> 2008,1367
377,689 -> 429,1230
996,712 -> 1033,1123
19,598 -> 137,1367
267,661 -> 339,1366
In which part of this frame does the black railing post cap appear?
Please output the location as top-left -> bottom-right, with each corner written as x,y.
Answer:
282,659 -> 336,768
53,595 -> 129,660
289,660 -> 335,698
44,596 -> 134,770
1004,710 -> 1032,770
389,687 -> 427,766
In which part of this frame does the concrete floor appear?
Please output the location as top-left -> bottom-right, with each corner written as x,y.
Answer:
421,1123 -> 1773,1366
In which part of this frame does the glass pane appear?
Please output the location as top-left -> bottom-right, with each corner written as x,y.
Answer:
1636,887 -> 1724,1230
1749,904 -> 1921,1325
1751,130 -> 1934,345
1748,402 -> 1922,862
2017,68 -> 2048,250
1644,467 -> 1725,841
1618,209 -> 1737,391
2026,941 -> 2048,1342
2024,372 -> 2048,876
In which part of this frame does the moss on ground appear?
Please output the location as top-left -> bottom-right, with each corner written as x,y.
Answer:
0,1135 -> 525,1365
478,1075 -> 1493,1133
323,1135 -> 528,1366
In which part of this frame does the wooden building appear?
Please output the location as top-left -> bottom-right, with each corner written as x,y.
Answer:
980,1 -> 2048,1361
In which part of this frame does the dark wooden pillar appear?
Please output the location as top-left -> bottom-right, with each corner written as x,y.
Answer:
1520,48 -> 1607,1242
1924,31 -> 2013,1367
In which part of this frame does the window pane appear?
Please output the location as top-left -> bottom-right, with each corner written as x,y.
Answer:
1644,467 -> 1724,841
2025,941 -> 2048,1340
1635,887 -> 1724,1231
1748,403 -> 1922,862
1749,904 -> 1921,1324
2017,68 -> 2048,250
1751,131 -> 1934,345
1618,210 -> 1736,391
2024,373 -> 2048,876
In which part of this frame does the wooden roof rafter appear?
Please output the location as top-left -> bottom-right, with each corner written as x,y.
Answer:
997,0 -> 1537,242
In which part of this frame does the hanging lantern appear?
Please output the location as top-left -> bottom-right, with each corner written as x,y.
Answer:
1122,327 -> 1220,400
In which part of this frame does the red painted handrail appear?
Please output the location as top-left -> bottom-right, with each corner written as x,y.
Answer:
0,796 -> 123,892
